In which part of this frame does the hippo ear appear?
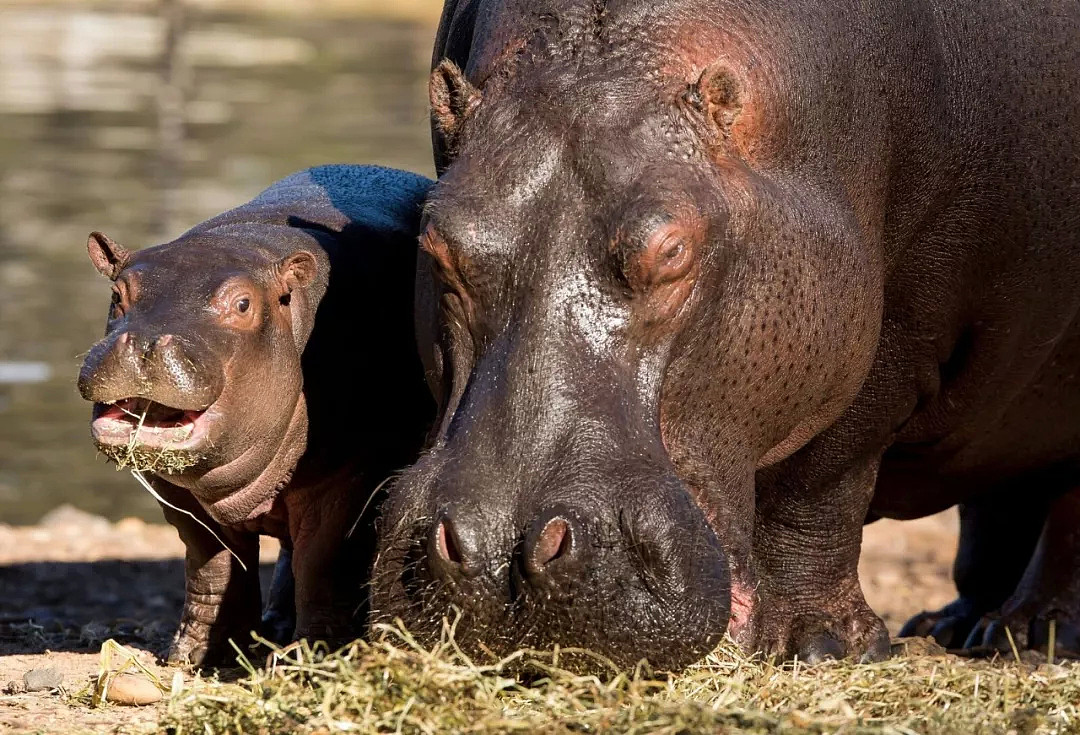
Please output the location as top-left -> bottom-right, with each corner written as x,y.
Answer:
278,250 -> 319,292
277,250 -> 325,350
87,232 -> 131,280
682,64 -> 742,135
430,59 -> 482,143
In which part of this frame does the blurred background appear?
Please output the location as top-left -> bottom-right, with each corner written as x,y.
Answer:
0,0 -> 443,523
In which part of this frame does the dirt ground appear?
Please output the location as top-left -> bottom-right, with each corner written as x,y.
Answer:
0,505 -> 960,734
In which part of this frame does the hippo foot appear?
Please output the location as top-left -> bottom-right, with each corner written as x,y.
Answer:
899,597 -> 987,649
962,605 -> 1080,658
167,624 -> 239,667
260,547 -> 296,646
751,582 -> 891,663
960,489 -> 1080,658
167,612 -> 259,667
260,609 -> 296,646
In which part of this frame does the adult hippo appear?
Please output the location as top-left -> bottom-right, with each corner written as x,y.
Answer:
370,0 -> 1080,670
79,165 -> 434,665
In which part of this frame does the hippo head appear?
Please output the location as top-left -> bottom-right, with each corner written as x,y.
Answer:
371,6 -> 882,671
78,226 -> 329,523
370,53 -> 742,670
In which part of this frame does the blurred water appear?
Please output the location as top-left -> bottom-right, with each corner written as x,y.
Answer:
0,1 -> 437,524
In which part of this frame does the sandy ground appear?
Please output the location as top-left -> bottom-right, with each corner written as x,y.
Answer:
0,505 -> 959,734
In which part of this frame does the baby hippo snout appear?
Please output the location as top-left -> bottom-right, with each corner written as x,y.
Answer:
79,330 -> 224,411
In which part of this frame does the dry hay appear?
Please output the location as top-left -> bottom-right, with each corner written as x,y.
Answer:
159,622 -> 1080,735
95,403 -> 201,475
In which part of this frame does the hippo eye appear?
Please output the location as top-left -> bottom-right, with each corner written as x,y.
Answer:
109,289 -> 124,318
236,298 -> 250,314
660,240 -> 685,262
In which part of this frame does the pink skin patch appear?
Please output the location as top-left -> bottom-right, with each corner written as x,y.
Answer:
727,577 -> 757,642
91,397 -> 216,452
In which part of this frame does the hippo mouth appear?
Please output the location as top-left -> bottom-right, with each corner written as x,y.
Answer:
91,397 -> 216,457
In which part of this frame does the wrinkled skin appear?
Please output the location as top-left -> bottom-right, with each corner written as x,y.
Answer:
371,0 -> 1080,670
79,165 -> 434,665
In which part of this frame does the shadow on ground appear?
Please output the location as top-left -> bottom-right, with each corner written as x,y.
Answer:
0,560 -> 275,657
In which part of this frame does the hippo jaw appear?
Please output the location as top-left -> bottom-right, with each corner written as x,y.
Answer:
90,397 -> 220,473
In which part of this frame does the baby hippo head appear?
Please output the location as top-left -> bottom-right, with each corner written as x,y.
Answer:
78,225 -> 329,520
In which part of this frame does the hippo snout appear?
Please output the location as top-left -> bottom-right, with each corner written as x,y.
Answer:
78,329 -> 224,410
371,480 -> 731,672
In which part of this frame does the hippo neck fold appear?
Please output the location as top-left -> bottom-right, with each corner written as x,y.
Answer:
193,395 -> 310,527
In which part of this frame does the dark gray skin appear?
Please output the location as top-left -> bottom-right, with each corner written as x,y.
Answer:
369,0 -> 1080,670
79,165 -> 434,665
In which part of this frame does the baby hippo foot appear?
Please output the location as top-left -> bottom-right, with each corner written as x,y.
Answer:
750,579 -> 891,663
963,490 -> 1080,658
900,598 -> 987,649
260,547 -> 297,645
168,596 -> 261,667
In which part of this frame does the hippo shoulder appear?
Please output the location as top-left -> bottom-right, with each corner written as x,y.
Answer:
186,165 -> 433,242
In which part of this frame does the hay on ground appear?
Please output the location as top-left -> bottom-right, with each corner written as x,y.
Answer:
159,622 -> 1080,735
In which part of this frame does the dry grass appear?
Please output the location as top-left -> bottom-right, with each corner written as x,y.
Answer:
95,403 -> 201,475
97,443 -> 199,475
159,622 -> 1080,735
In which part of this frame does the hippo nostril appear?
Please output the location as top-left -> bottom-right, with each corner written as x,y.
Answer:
429,513 -> 482,578
436,518 -> 462,565
525,511 -> 579,577
532,517 -> 570,567
156,334 -> 173,348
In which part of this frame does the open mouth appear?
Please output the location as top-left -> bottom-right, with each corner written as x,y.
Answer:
91,397 -> 213,451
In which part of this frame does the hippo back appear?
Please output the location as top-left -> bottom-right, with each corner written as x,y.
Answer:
184,165 -> 432,253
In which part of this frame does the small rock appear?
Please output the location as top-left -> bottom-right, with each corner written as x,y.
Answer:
114,517 -> 146,534
105,673 -> 162,706
22,667 -> 63,692
891,636 -> 948,657
39,504 -> 110,532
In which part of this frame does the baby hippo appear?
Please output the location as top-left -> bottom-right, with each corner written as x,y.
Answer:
78,165 -> 434,665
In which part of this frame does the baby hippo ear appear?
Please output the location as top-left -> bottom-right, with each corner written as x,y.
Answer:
278,250 -> 319,292
682,63 -> 743,136
87,232 -> 131,280
430,59 -> 482,144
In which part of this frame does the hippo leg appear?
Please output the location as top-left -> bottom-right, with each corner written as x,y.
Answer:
260,544 -> 296,645
284,490 -> 367,648
749,454 -> 891,663
899,486 -> 1050,647
155,481 -> 261,666
962,487 -> 1080,657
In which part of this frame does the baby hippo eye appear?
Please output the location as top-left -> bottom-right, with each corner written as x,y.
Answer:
660,239 -> 685,262
236,297 -> 251,314
109,289 -> 125,318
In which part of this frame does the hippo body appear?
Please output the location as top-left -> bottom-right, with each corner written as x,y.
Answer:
371,0 -> 1080,669
80,165 -> 434,664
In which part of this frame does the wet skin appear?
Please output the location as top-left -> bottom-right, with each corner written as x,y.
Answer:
79,165 -> 434,665
370,0 -> 1080,669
